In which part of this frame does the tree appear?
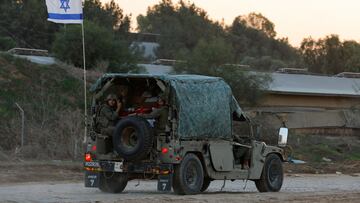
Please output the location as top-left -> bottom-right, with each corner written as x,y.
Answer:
342,40 -> 360,72
299,37 -> 319,72
84,0 -> 131,34
237,12 -> 276,38
300,35 -> 360,74
137,0 -> 224,59
175,37 -> 234,74
173,37 -> 271,105
52,21 -> 139,72
228,15 -> 299,71
0,0 -> 59,49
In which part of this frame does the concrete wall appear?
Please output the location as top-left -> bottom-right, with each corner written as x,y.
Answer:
260,94 -> 359,109
248,93 -> 360,136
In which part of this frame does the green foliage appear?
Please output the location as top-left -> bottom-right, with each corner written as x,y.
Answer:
0,36 -> 16,50
0,53 -> 86,158
236,12 -> 276,38
229,16 -> 300,71
342,40 -> 360,72
137,0 -> 224,59
52,21 -> 139,72
289,134 -> 360,162
175,37 -> 234,74
84,0 -> 131,34
0,0 -> 137,73
138,0 -> 299,72
137,1 -> 279,104
53,21 -> 110,68
220,68 -> 272,105
300,35 -> 360,74
0,0 -> 132,50
0,0 -> 59,49
173,37 -> 271,105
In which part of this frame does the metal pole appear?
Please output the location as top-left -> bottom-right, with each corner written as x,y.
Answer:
81,20 -> 88,144
15,102 -> 25,148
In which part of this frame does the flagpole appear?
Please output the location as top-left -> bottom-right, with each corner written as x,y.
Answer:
45,0 -> 88,144
81,20 -> 88,144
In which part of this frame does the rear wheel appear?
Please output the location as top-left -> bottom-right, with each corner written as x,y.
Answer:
172,154 -> 204,195
99,172 -> 128,193
255,154 -> 283,192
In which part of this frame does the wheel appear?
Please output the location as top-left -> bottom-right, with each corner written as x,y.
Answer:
255,153 -> 283,192
200,177 -> 211,192
172,153 -> 204,195
99,172 -> 128,193
113,116 -> 153,161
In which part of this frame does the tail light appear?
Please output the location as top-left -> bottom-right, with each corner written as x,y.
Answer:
85,153 -> 92,162
161,147 -> 169,154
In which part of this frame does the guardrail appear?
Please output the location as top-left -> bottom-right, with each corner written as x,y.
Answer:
7,48 -> 49,56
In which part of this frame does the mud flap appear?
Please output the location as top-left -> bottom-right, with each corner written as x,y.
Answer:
157,174 -> 173,192
85,170 -> 100,187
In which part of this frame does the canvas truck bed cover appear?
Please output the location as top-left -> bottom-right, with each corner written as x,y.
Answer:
90,73 -> 244,139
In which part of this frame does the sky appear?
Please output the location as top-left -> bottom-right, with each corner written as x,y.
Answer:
101,0 -> 360,47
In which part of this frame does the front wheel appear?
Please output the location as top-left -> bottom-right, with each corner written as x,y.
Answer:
200,177 -> 211,192
99,172 -> 128,193
172,154 -> 204,195
255,153 -> 283,192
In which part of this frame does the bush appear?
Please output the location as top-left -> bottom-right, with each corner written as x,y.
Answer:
0,36 -> 16,51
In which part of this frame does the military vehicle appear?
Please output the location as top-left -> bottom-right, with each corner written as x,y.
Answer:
84,74 -> 288,195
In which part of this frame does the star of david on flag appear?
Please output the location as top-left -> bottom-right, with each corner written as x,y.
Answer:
60,0 -> 70,12
45,0 -> 83,24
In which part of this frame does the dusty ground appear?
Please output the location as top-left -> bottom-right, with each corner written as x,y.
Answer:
1,161 -> 359,184
0,162 -> 359,203
0,174 -> 359,203
0,161 -> 83,184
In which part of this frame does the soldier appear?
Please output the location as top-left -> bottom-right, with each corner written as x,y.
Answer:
97,94 -> 122,136
142,97 -> 168,134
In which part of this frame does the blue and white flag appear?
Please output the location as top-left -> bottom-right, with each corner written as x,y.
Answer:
45,0 -> 83,24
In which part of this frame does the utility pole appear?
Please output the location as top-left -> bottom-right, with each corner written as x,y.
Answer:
15,103 -> 25,148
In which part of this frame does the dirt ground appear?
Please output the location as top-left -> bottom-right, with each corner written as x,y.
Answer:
0,161 -> 83,184
1,161 -> 359,185
0,174 -> 359,203
0,161 -> 359,203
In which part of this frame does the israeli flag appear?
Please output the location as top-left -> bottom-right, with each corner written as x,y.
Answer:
45,0 -> 83,24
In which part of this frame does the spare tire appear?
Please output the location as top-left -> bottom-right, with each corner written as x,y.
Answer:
113,116 -> 154,161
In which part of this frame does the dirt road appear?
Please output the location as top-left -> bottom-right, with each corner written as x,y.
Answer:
0,174 -> 359,203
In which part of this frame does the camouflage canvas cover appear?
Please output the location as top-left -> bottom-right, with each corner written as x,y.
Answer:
91,74 -> 243,139
169,76 -> 233,139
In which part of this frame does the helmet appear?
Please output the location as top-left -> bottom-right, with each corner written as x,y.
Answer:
106,94 -> 117,101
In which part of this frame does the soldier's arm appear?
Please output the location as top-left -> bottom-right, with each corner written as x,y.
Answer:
103,107 -> 119,121
141,108 -> 162,119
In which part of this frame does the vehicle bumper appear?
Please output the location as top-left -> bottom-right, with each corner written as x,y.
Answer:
84,161 -> 173,191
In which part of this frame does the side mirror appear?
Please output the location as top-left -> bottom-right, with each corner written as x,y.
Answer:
278,127 -> 288,147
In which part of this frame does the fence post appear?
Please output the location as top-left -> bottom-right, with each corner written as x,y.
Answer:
15,102 -> 25,148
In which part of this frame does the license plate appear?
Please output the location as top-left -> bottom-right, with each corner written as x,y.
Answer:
84,161 -> 100,168
114,161 -> 123,172
85,171 -> 99,187
157,174 -> 172,192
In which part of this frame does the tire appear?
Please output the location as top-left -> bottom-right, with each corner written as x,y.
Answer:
172,153 -> 204,195
255,153 -> 283,192
113,116 -> 154,161
99,172 -> 128,193
200,178 -> 211,192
